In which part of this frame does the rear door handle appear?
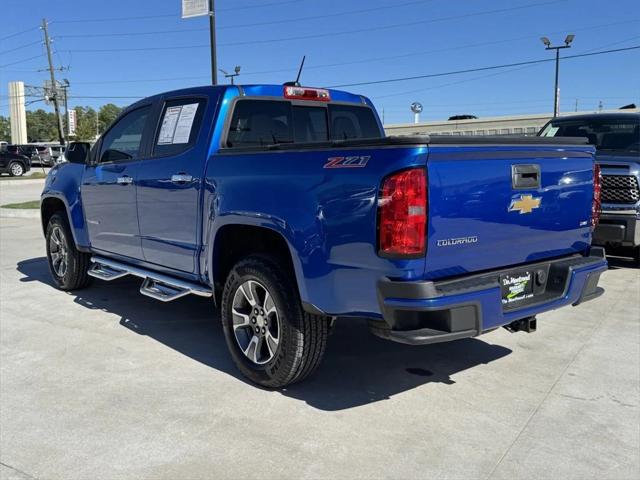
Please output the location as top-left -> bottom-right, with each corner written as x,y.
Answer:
116,176 -> 133,185
171,173 -> 193,184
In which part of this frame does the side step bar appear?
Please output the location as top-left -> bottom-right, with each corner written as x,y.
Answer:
89,256 -> 212,302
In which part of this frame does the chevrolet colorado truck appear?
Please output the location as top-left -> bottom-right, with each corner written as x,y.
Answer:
41,84 -> 607,387
539,112 -> 640,265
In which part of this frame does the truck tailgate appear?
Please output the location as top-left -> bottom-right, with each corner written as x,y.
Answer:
424,145 -> 595,280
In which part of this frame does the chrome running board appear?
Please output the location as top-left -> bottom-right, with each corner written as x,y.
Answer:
89,256 -> 212,302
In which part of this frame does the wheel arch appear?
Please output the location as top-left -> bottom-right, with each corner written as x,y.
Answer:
40,195 -> 84,249
209,223 -> 308,307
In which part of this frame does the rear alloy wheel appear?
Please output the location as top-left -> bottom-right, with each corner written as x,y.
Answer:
8,162 -> 24,177
232,280 -> 281,365
221,255 -> 329,388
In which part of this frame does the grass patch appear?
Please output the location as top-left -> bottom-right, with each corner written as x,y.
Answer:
1,200 -> 40,209
0,172 -> 47,180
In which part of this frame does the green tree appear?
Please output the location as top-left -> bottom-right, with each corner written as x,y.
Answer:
99,104 -> 123,132
26,109 -> 58,142
71,106 -> 99,141
0,116 -> 10,142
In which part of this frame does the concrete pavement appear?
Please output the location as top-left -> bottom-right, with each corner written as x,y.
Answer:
0,217 -> 638,479
0,180 -> 44,206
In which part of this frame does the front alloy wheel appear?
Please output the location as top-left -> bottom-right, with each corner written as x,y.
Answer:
45,213 -> 92,290
232,280 -> 281,365
49,226 -> 69,277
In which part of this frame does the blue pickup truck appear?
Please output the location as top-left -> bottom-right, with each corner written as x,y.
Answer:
539,112 -> 640,265
41,84 -> 607,387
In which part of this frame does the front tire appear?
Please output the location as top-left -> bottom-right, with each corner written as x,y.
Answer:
221,255 -> 329,388
8,162 -> 24,177
45,213 -> 92,290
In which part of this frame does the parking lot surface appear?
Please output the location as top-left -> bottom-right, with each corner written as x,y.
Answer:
1,217 -> 638,480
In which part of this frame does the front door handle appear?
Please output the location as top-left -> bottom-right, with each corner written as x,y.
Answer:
116,176 -> 133,185
171,173 -> 193,184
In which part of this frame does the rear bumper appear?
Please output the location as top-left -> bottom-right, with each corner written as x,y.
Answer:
371,248 -> 607,345
593,211 -> 640,247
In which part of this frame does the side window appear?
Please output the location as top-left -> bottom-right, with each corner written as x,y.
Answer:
292,106 -> 328,143
329,104 -> 382,140
153,98 -> 206,157
226,100 -> 292,147
100,106 -> 151,163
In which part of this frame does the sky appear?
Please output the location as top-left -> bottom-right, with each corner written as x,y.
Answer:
1,0 -> 639,124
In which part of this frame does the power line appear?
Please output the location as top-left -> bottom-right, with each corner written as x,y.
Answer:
237,18 -> 640,77
58,0 -> 568,51
67,46 -> 640,104
63,18 -> 640,87
327,45 -> 640,88
57,0 -> 436,36
0,26 -> 40,42
51,0 -> 303,24
0,40 -> 43,56
218,0 -> 568,47
0,53 -> 45,69
371,35 -> 640,100
217,0 -> 302,11
219,0 -> 434,29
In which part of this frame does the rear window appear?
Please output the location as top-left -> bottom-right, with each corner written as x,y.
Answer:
329,104 -> 382,140
539,117 -> 640,153
226,99 -> 381,148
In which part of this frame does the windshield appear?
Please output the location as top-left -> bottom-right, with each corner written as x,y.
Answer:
539,117 -> 640,153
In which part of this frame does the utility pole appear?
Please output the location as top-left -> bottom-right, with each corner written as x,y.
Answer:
42,18 -> 65,145
209,0 -> 217,85
540,34 -> 575,118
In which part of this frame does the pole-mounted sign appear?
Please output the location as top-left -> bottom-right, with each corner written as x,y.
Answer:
68,109 -> 77,137
181,0 -> 208,18
181,0 -> 217,85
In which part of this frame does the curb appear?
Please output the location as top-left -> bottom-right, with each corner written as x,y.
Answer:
0,208 -> 40,219
0,178 -> 46,187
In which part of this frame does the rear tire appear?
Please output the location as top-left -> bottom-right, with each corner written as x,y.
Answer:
634,247 -> 640,267
8,162 -> 24,177
45,213 -> 93,290
221,255 -> 329,388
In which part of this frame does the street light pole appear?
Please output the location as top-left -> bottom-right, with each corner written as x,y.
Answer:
541,34 -> 575,117
209,0 -> 217,85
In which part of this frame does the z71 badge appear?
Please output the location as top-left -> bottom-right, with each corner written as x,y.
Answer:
324,156 -> 371,169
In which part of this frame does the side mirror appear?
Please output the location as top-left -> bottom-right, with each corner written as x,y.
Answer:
64,142 -> 91,164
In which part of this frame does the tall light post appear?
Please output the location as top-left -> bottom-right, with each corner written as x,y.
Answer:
541,34 -> 575,117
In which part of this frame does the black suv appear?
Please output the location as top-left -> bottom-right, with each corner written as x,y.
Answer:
0,150 -> 31,176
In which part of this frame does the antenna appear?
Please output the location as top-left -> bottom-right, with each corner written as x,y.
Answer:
295,56 -> 306,86
284,56 -> 306,87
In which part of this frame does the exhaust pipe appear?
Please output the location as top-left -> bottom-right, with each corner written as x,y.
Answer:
504,316 -> 537,333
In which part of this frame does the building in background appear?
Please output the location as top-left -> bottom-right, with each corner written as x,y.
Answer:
8,81 -> 27,144
384,108 -> 639,136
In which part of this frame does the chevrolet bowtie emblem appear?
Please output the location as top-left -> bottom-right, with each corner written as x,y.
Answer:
509,194 -> 541,214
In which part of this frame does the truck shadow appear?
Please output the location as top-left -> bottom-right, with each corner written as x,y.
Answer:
17,257 -> 512,411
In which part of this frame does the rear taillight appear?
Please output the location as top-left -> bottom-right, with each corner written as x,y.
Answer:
378,168 -> 427,257
592,163 -> 602,229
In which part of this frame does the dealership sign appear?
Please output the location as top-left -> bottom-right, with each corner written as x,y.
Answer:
182,0 -> 210,18
68,109 -> 76,136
